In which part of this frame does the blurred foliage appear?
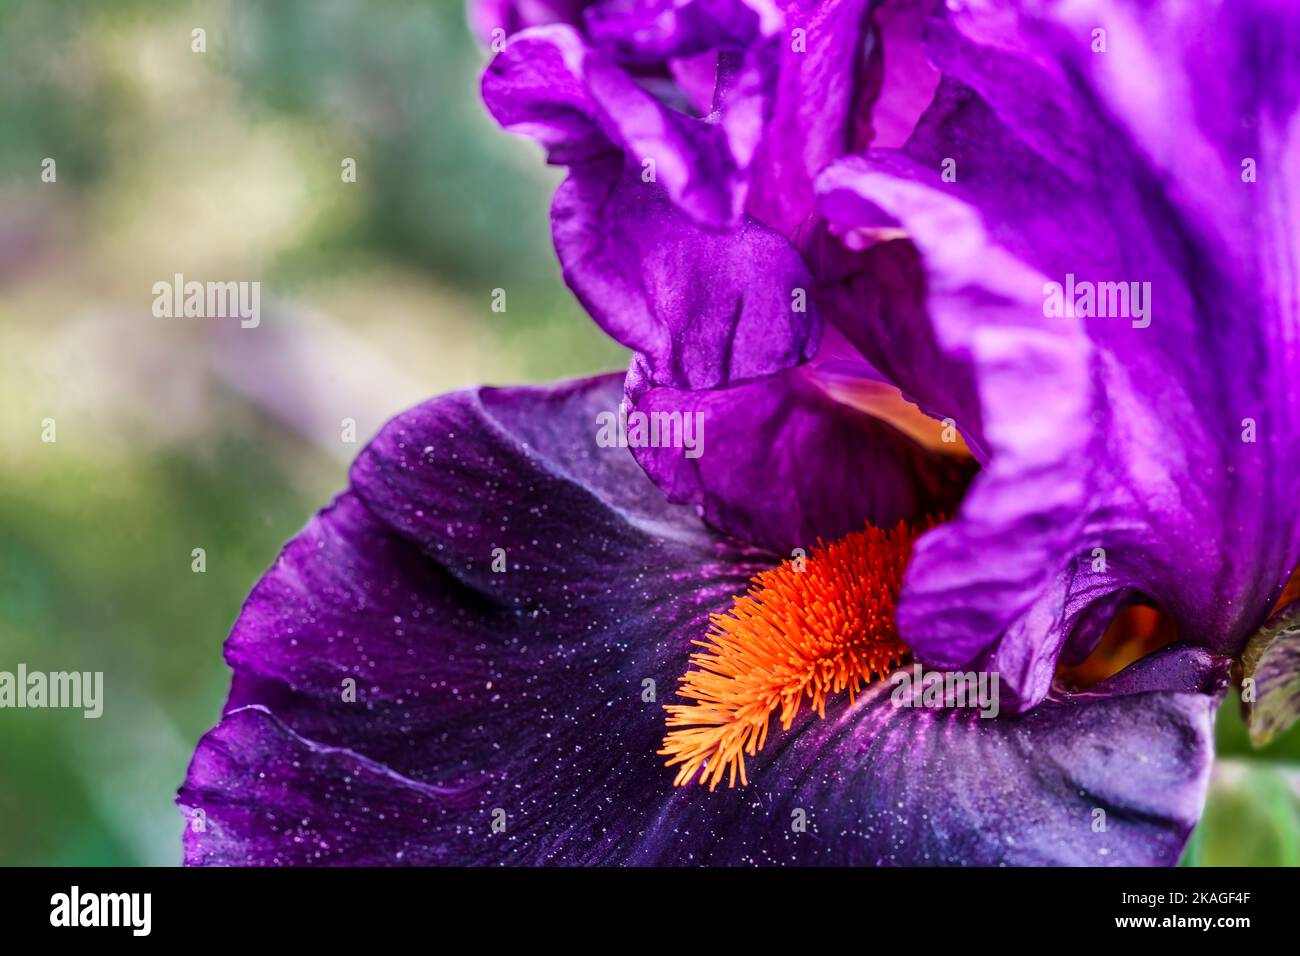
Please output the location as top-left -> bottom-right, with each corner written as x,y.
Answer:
0,429 -> 339,865
1182,760 -> 1300,866
0,0 -> 623,865
224,0 -> 563,288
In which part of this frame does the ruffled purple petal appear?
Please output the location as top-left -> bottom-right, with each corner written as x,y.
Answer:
483,26 -> 820,390
820,138 -> 1092,690
624,352 -> 971,553
553,163 -> 821,389
866,0 -> 941,148
816,0 -> 1300,705
739,0 -> 873,238
181,375 -> 1221,865
1038,0 -> 1300,256
469,1 -> 593,44
583,0 -> 781,62
483,24 -> 748,226
476,2 -> 966,553
805,226 -> 987,457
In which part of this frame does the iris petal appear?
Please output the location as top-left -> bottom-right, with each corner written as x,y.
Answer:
624,358 -> 970,553
817,0 -> 1300,707
482,25 -> 820,391
180,375 -> 1223,865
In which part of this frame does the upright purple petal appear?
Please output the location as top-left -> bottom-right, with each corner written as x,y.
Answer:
805,226 -> 987,457
483,24 -> 749,226
817,0 -> 1300,707
483,26 -> 820,390
624,344 -> 971,553
583,0 -> 782,61
741,0 -> 943,239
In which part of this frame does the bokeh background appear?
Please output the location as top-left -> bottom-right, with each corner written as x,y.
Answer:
0,0 -> 1296,866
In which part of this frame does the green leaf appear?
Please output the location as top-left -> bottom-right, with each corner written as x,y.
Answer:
1241,604 -> 1300,747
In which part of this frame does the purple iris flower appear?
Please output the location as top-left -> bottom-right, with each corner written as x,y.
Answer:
178,0 -> 1300,865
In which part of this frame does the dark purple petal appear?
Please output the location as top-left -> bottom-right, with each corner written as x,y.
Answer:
643,644 -> 1225,866
181,376 -> 769,865
181,704 -> 466,865
180,375 -> 1220,865
624,350 -> 971,553
583,0 -> 780,62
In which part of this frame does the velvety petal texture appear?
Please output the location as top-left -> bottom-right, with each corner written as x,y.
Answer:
817,0 -> 1300,708
469,0 -> 593,42
804,227 -> 987,456
483,25 -> 820,391
479,0 -> 959,550
482,24 -> 747,226
740,0 -> 873,238
583,0 -> 782,62
180,376 -> 1224,865
624,346 -> 972,554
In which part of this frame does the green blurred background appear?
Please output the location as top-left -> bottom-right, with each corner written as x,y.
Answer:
0,0 -> 1296,866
